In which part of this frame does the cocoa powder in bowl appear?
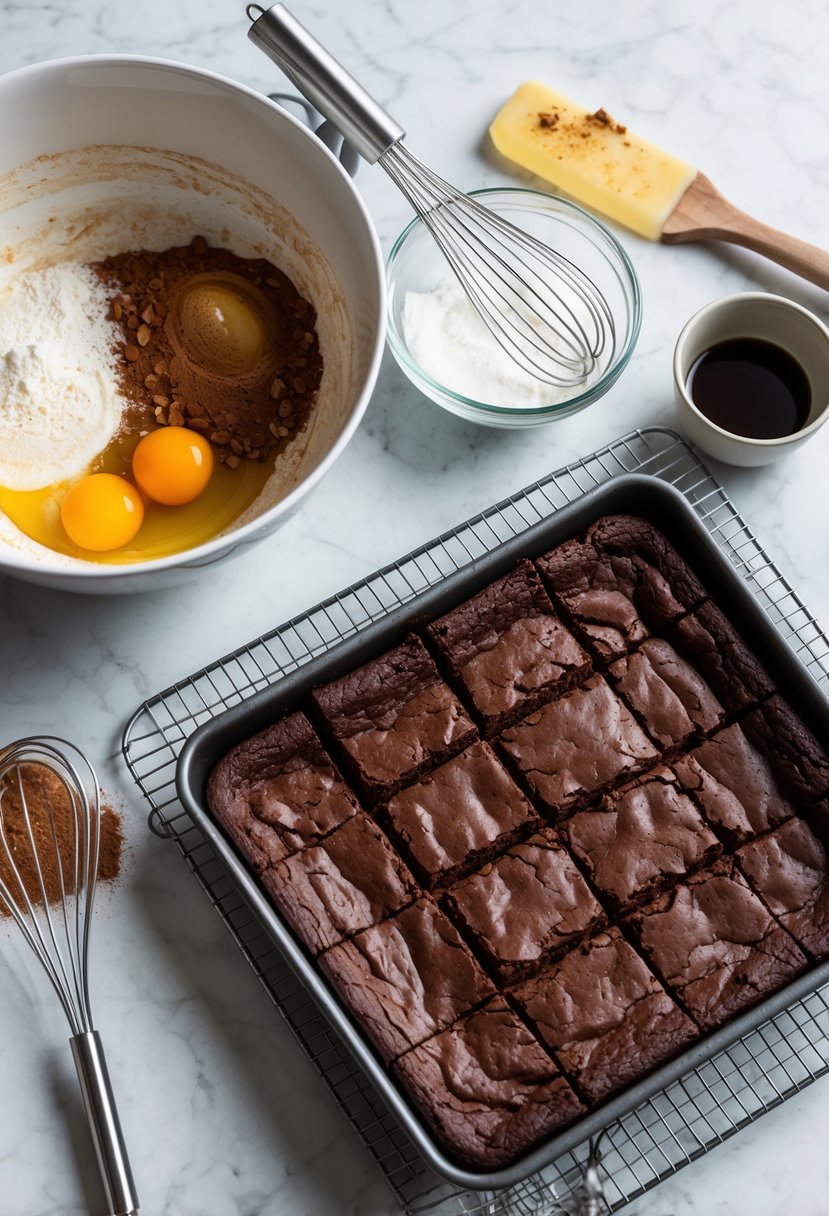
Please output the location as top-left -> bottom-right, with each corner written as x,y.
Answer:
94,236 -> 323,468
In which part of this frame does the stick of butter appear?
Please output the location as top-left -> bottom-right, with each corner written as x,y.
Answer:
489,80 -> 696,240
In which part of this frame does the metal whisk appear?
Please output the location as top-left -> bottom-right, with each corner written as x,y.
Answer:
247,4 -> 615,388
0,737 -> 138,1216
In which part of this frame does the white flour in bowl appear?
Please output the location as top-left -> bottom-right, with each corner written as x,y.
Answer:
402,278 -> 599,408
0,262 -> 123,490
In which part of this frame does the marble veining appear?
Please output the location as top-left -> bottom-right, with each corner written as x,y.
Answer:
1,0 -> 829,1212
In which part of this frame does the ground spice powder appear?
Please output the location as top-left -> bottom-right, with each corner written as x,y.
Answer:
0,764 -> 123,912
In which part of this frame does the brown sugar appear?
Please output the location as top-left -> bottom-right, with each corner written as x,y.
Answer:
91,236 -> 323,467
0,764 -> 123,913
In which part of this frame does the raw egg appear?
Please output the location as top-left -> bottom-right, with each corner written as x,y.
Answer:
60,473 -> 144,552
174,274 -> 271,376
132,426 -> 214,506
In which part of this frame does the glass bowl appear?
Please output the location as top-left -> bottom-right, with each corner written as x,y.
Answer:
386,187 -> 642,428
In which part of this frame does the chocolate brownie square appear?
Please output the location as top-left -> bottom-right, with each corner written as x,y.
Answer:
739,696 -> 829,805
626,860 -> 807,1030
392,997 -> 584,1169
738,818 -> 829,960
673,723 -> 795,847
206,712 -> 359,871
512,928 -> 698,1103
311,634 -> 477,803
497,675 -> 658,819
320,898 -> 496,1063
607,638 -> 726,751
262,812 -> 418,954
666,600 -> 775,715
426,560 -> 591,735
537,514 -> 706,660
445,829 -> 606,980
383,741 -> 537,888
560,767 -> 720,913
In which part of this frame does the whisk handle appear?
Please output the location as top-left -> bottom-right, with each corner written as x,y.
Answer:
71,1031 -> 140,1216
247,3 -> 404,163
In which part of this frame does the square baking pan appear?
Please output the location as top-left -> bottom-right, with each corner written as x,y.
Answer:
175,472 -> 829,1192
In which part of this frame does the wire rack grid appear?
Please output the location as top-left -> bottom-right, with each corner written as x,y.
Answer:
122,427 -> 829,1215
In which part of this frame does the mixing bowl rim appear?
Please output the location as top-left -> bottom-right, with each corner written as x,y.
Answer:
0,52 -> 386,580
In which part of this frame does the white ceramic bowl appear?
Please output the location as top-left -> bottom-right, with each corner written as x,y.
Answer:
674,292 -> 829,467
0,55 -> 385,593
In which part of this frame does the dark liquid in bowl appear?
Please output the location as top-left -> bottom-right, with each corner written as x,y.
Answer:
687,338 -> 811,439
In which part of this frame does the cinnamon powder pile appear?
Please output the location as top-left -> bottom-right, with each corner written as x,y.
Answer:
91,237 -> 323,468
0,764 -> 123,913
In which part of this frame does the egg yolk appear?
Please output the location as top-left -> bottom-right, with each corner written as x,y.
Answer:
132,426 -> 214,506
175,277 -> 269,376
60,473 -> 144,552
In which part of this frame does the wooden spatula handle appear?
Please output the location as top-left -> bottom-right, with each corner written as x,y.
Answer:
662,173 -> 829,291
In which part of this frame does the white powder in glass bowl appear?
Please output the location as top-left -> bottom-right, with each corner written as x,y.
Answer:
0,263 -> 124,490
402,278 -> 596,408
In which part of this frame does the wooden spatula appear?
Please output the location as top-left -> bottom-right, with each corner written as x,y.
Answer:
490,81 -> 829,289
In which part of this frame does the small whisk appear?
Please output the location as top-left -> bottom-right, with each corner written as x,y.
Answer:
247,4 -> 615,388
0,737 -> 139,1216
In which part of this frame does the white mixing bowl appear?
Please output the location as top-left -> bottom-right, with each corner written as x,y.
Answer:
0,55 -> 385,593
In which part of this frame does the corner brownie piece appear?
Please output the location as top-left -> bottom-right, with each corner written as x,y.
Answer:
738,819 -> 829,960
311,634 -> 477,803
393,997 -> 584,1169
626,860 -> 807,1030
560,767 -> 720,913
666,600 -> 774,715
426,560 -> 590,735
383,741 -> 537,888
537,514 -> 706,660
445,829 -> 606,980
262,812 -> 418,954
497,675 -> 658,820
607,639 -> 725,751
320,898 -> 496,1063
206,712 -> 359,871
512,928 -> 698,1103
673,723 -> 795,847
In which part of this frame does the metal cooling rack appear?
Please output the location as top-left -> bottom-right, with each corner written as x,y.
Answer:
122,426 -> 829,1214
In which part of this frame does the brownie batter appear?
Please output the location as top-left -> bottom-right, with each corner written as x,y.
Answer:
93,236 -> 322,466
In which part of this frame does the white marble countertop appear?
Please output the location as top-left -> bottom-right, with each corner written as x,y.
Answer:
2,1 -> 829,1213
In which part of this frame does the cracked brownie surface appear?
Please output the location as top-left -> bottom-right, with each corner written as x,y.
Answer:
626,860 -> 808,1030
512,928 -> 698,1103
738,818 -> 829,960
320,898 -> 496,1063
393,997 -> 585,1170
427,560 -> 590,733
445,829 -> 606,979
561,767 -> 720,912
311,634 -> 477,803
